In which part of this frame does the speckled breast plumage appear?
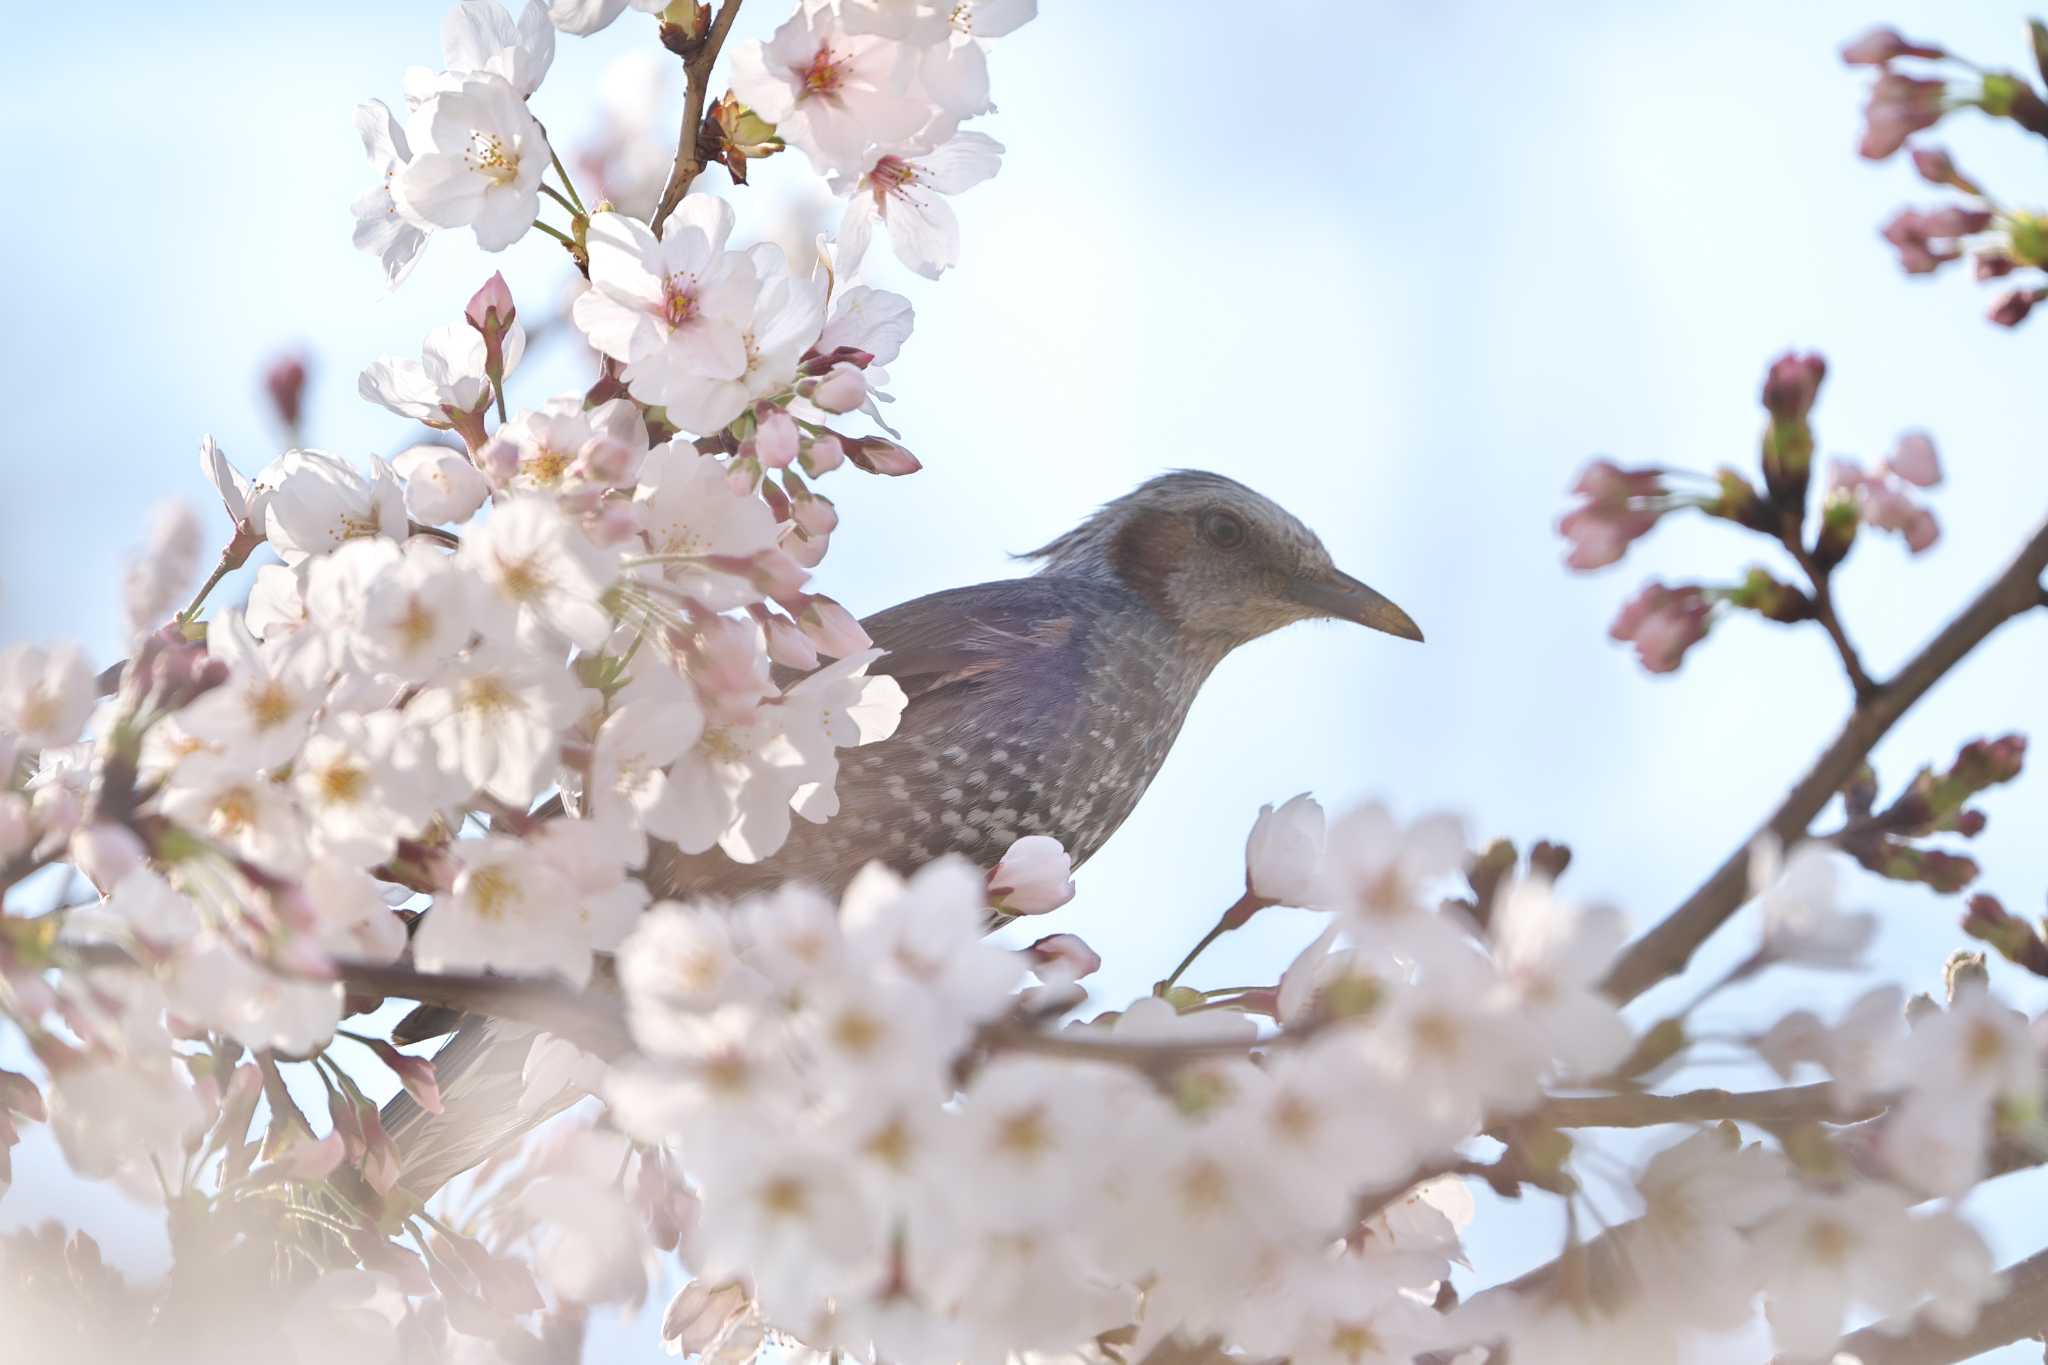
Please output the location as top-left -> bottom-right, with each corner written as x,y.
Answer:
647,576 -> 1219,901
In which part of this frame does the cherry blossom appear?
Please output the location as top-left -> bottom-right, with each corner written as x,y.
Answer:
407,0 -> 556,105
986,833 -> 1074,912
730,8 -> 929,176
358,320 -> 524,431
259,451 -> 408,564
351,99 -> 431,286
0,643 -> 94,751
835,131 -> 1004,279
573,202 -> 755,417
392,73 -> 549,252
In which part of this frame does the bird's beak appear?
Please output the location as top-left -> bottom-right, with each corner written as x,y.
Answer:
1289,570 -> 1424,642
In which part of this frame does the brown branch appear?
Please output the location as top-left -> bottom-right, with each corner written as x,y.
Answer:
1602,513 -> 2048,1004
1793,541 -> 1877,700
1812,1243 -> 2048,1364
651,0 -> 745,234
1537,1082 -> 1872,1130
333,959 -> 631,1058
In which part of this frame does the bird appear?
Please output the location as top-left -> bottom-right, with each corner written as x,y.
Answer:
382,470 -> 1421,1196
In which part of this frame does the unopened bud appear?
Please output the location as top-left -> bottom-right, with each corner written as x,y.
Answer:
802,432 -> 847,476
805,364 -> 868,414
988,834 -> 1076,914
754,406 -> 800,469
1840,26 -> 1944,67
1988,286 -> 2044,328
262,354 -> 309,435
843,435 -> 922,477
663,1281 -> 753,1357
1025,932 -> 1102,980
465,272 -> 516,334
1909,144 -> 1961,186
794,593 -> 870,657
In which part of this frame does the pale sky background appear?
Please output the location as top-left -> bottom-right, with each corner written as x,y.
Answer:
6,1 -> 2048,1359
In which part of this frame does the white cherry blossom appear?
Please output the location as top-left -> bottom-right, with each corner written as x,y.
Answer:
351,99 -> 431,286
392,73 -> 549,251
836,131 -> 1004,279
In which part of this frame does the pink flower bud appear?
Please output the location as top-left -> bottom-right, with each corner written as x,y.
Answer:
758,609 -> 820,670
755,406 -> 800,469
803,432 -> 847,475
988,835 -> 1076,914
663,1281 -> 754,1357
1557,460 -> 1665,571
844,435 -> 922,477
1244,793 -> 1326,905
1840,25 -> 1945,67
465,272 -> 516,334
1976,251 -> 2017,280
796,594 -> 871,658
366,1038 -> 444,1115
1025,932 -> 1102,980
807,364 -> 868,414
1989,287 -> 2041,328
1608,582 -> 1711,675
790,487 -> 839,537
746,547 -> 811,601
782,526 -> 829,568
262,354 -> 309,433
1909,144 -> 1960,186
725,454 -> 762,496
1859,72 -> 1947,160
1884,431 -> 1942,487
1762,352 -> 1826,419
359,1106 -> 402,1195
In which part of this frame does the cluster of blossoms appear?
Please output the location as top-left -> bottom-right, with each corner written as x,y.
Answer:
1845,21 -> 2048,327
1561,351 -> 1945,677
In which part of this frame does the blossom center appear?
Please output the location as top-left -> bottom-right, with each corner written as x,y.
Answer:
663,277 -> 701,330
867,156 -> 917,205
467,864 -> 518,920
465,131 -> 522,188
396,598 -> 438,652
494,551 -> 551,604
317,759 -> 369,806
797,48 -> 847,101
524,447 -> 573,484
247,680 -> 295,730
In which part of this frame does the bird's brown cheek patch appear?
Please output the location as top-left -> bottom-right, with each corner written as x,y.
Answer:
1108,509 -> 1196,622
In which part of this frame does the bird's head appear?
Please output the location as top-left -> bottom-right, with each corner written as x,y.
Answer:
1023,471 -> 1423,651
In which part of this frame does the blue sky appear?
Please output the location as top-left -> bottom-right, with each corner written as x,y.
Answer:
6,1 -> 2048,1358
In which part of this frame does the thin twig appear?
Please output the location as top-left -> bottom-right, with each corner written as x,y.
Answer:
1536,1082 -> 1872,1130
651,0 -> 745,235
332,959 -> 631,1058
1792,541 -> 1878,700
1602,513 -> 2048,1004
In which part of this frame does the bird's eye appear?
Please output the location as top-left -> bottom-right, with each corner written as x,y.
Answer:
1198,509 -> 1248,550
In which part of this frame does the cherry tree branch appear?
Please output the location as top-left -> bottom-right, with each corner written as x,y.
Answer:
1601,512 -> 2048,1004
1810,1243 -> 2048,1364
651,0 -> 745,234
333,958 -> 632,1057
1536,1082 -> 1871,1129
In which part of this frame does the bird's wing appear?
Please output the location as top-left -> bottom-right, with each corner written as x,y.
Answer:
858,576 -> 1114,705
